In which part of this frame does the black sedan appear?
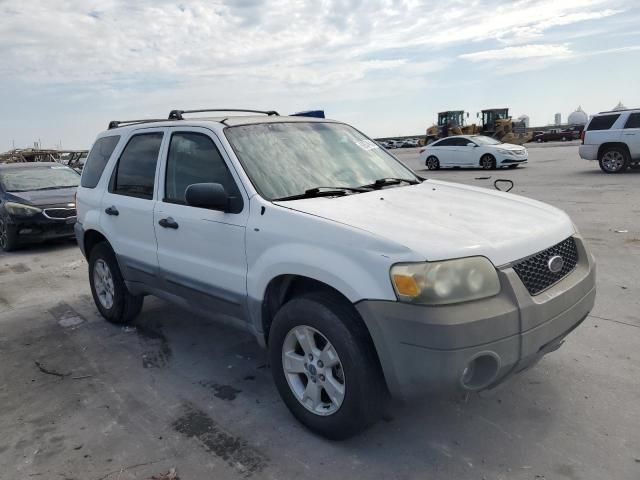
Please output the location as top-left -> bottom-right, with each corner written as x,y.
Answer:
0,162 -> 80,251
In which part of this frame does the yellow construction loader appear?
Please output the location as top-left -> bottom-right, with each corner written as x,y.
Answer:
423,108 -> 531,145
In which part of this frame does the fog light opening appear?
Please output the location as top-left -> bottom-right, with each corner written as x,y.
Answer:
461,353 -> 500,391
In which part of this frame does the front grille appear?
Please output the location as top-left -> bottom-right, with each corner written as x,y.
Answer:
512,237 -> 578,295
43,208 -> 77,219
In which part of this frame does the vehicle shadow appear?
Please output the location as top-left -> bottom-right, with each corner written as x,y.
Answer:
126,298 -> 568,479
0,238 -> 77,258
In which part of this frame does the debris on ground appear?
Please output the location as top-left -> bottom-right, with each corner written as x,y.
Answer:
614,229 -> 629,233
150,467 -> 179,480
34,361 -> 69,378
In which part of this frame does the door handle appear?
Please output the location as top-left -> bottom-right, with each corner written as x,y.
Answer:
158,217 -> 179,229
105,206 -> 119,216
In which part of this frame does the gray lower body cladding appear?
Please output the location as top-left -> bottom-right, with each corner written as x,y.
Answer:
357,236 -> 596,399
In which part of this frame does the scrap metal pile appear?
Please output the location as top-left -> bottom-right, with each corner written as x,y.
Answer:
0,148 -> 88,169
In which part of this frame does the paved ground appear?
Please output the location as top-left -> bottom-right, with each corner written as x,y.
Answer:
1,142 -> 639,480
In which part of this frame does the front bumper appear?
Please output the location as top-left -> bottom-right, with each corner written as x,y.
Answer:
5,213 -> 76,245
498,154 -> 528,165
357,236 -> 596,399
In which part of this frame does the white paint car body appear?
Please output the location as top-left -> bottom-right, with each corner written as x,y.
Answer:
75,114 -> 594,439
419,135 -> 528,169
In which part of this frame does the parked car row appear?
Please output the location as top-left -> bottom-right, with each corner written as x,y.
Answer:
379,138 -> 420,149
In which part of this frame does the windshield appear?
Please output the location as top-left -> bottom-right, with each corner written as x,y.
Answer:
225,122 -> 417,200
470,136 -> 502,146
0,165 -> 80,192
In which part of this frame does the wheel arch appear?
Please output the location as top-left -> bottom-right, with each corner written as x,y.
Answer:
261,274 -> 354,345
83,229 -> 110,259
597,142 -> 630,160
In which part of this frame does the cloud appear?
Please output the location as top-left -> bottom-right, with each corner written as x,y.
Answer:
0,0 -> 626,89
459,44 -> 572,62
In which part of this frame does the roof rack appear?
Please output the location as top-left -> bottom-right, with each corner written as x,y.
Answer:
597,108 -> 639,114
168,109 -> 279,120
108,119 -> 167,130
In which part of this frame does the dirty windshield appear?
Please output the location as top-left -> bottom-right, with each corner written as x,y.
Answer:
0,166 -> 80,192
225,122 -> 417,200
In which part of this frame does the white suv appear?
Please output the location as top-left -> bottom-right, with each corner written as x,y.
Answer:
579,108 -> 640,173
75,109 -> 596,439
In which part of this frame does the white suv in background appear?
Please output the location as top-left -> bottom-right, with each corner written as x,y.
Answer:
75,109 -> 595,439
579,108 -> 640,173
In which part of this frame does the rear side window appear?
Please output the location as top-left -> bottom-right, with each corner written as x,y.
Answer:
112,133 -> 163,200
624,113 -> 640,129
587,114 -> 620,131
81,136 -> 120,188
164,132 -> 240,205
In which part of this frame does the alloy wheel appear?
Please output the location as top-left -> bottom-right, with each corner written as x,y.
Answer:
481,155 -> 494,169
601,151 -> 626,172
93,259 -> 115,309
426,157 -> 439,170
282,325 -> 346,416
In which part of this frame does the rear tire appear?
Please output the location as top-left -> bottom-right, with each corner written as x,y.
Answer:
88,242 -> 143,324
599,147 -> 629,173
480,154 -> 496,169
425,156 -> 440,170
269,291 -> 387,440
0,214 -> 18,252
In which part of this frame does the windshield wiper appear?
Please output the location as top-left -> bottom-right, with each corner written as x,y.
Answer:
358,177 -> 421,190
273,186 -> 369,201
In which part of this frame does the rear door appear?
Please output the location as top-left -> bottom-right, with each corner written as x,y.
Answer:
431,138 -> 456,165
153,127 -> 249,320
100,129 -> 165,286
622,113 -> 640,159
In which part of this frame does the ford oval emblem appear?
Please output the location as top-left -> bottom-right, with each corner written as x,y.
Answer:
548,255 -> 564,273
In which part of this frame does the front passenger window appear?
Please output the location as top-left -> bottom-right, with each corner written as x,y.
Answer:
165,132 -> 240,206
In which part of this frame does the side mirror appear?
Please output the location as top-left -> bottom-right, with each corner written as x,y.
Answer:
185,183 -> 229,211
467,142 -> 477,147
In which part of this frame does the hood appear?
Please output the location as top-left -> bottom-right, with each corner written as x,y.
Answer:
6,187 -> 77,207
276,180 -> 574,266
496,143 -> 525,151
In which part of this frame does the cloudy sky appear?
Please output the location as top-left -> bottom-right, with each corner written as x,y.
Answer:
1,0 -> 639,149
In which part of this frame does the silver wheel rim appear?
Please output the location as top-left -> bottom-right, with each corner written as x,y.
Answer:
0,217 -> 7,249
602,151 -> 625,172
481,156 -> 493,169
426,157 -> 438,169
282,325 -> 345,416
93,259 -> 115,309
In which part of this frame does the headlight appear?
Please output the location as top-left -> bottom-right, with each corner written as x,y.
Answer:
3,202 -> 42,217
496,149 -> 513,155
390,257 -> 501,305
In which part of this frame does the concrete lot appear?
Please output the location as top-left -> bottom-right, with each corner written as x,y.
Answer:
1,142 -> 639,480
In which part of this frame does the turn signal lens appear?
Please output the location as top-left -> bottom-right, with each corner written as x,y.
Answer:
392,274 -> 420,298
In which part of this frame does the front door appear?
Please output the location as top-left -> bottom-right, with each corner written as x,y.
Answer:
154,128 -> 249,320
451,137 -> 477,166
100,129 -> 165,285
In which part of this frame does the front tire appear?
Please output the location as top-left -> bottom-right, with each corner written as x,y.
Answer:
425,156 -> 440,170
89,242 -> 143,324
0,214 -> 18,252
480,154 -> 496,169
599,147 -> 629,173
269,292 -> 387,440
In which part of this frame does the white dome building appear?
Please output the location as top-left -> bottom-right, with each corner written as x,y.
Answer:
612,101 -> 627,111
568,106 -> 589,125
